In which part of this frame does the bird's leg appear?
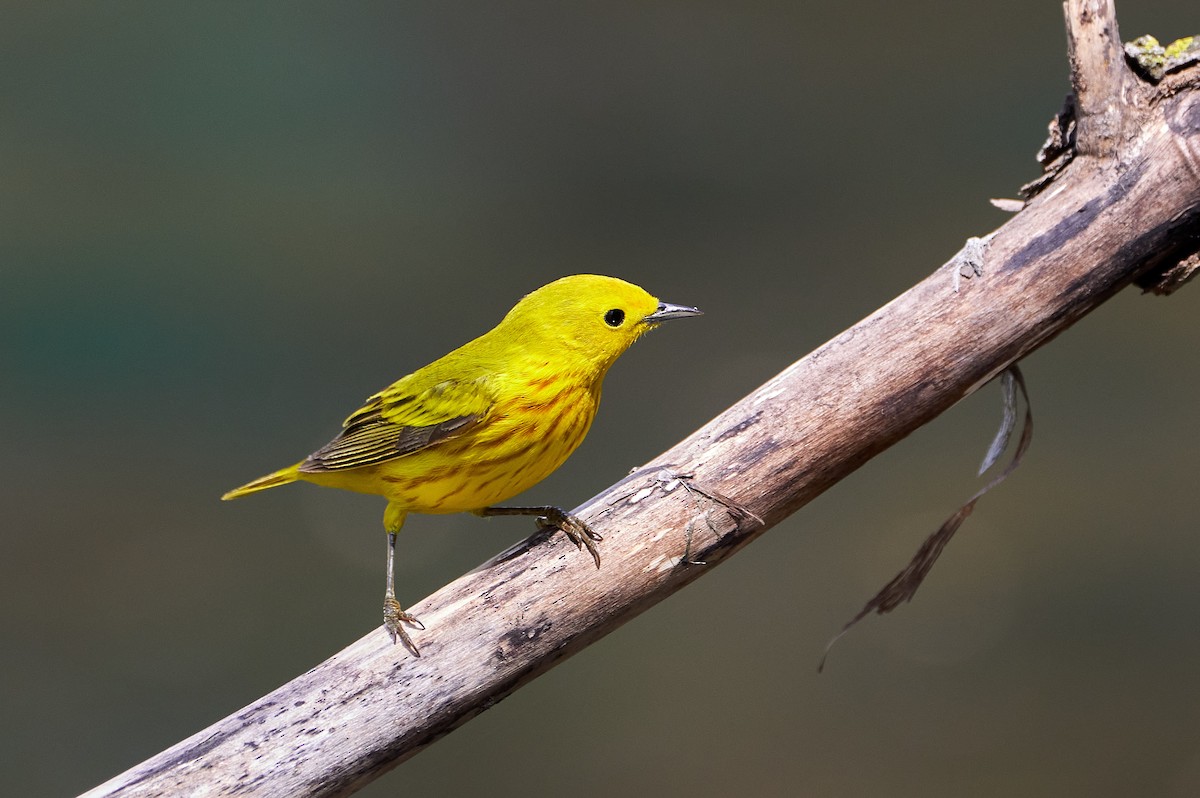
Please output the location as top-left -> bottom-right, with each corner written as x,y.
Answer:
479,505 -> 602,568
382,504 -> 424,655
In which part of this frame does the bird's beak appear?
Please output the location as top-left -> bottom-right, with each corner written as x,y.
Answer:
643,302 -> 703,323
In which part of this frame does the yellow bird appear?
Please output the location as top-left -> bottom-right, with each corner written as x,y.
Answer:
223,274 -> 701,652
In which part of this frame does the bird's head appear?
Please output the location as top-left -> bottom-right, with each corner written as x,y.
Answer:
498,274 -> 701,375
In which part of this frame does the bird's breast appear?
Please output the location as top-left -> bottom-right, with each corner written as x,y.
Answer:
371,380 -> 600,514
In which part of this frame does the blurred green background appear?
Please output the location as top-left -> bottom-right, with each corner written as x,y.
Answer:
5,2 -> 1200,796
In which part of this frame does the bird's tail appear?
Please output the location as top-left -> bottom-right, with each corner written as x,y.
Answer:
221,462 -> 302,500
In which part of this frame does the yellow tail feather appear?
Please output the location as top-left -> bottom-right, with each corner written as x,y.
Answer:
221,463 -> 302,500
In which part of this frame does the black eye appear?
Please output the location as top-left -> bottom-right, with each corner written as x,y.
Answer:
604,308 -> 625,327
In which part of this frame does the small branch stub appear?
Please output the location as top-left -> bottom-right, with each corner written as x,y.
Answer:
1139,250 -> 1200,295
1125,34 -> 1200,82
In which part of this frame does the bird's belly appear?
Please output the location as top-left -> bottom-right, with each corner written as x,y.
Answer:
381,448 -> 572,513
304,397 -> 595,513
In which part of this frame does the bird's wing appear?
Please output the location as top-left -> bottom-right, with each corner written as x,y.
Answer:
298,375 -> 495,473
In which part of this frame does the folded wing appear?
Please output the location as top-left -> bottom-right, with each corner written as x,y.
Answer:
299,376 -> 494,472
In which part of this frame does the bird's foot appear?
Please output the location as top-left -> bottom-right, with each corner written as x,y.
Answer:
383,597 -> 425,656
536,507 -> 603,569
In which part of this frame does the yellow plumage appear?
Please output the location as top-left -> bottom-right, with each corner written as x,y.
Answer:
223,274 -> 700,651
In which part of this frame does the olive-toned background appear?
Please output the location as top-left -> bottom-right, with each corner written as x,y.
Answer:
5,3 -> 1199,796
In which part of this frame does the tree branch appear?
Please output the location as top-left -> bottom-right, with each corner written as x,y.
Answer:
1066,0 -> 1140,157
82,2 -> 1200,796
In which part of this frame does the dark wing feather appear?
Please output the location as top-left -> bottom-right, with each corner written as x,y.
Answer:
298,376 -> 493,473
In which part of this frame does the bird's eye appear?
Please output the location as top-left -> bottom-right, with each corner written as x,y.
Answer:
604,308 -> 625,327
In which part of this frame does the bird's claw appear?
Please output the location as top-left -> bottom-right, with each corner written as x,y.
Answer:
384,597 -> 424,656
537,509 -> 602,568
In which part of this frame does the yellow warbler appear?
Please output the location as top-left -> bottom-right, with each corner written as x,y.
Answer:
223,274 -> 700,652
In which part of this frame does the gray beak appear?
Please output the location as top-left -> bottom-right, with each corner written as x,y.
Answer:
644,302 -> 703,323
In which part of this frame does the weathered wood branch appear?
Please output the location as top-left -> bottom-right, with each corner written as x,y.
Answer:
82,1 -> 1200,796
